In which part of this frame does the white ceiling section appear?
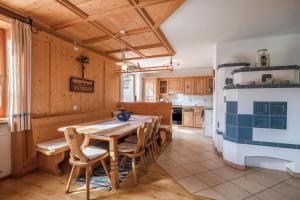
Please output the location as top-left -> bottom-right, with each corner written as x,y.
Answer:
133,0 -> 300,69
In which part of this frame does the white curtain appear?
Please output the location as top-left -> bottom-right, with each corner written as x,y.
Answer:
8,19 -> 32,132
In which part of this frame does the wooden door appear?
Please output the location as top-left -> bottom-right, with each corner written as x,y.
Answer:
184,78 -> 194,95
169,78 -> 183,94
194,77 -> 207,95
143,78 -> 157,102
182,109 -> 194,126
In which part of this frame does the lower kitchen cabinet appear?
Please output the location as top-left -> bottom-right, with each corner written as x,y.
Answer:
194,113 -> 203,127
182,109 -> 194,127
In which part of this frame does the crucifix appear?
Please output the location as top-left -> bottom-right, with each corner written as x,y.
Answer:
76,55 -> 90,78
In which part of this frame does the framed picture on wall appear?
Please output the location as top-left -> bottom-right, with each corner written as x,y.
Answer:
70,77 -> 94,93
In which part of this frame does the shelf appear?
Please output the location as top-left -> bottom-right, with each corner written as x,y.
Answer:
231,65 -> 300,75
217,62 -> 250,69
224,83 -> 300,89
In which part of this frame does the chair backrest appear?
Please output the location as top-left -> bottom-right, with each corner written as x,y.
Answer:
135,122 -> 151,153
154,116 -> 162,134
64,127 -> 88,163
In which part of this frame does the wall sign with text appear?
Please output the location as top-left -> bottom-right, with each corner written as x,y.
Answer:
70,77 -> 94,93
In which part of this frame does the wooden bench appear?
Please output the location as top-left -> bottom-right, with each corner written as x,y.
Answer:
31,111 -> 112,176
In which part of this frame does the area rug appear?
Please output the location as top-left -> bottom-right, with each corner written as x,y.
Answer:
76,158 -> 139,191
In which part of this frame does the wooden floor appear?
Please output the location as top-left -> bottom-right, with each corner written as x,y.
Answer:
0,161 -> 209,200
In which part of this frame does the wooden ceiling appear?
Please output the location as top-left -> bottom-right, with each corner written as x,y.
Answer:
0,0 -> 185,61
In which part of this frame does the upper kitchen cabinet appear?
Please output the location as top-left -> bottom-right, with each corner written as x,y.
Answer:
159,79 -> 168,95
207,77 -> 213,94
184,78 -> 194,95
142,77 -> 158,102
194,77 -> 207,95
169,78 -> 183,94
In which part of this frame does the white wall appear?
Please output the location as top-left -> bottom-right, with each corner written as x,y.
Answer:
143,67 -> 213,78
216,34 -> 300,66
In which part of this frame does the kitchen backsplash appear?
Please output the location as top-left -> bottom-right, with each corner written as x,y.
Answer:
172,94 -> 213,107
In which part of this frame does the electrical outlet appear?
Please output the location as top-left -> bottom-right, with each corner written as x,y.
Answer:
73,105 -> 78,111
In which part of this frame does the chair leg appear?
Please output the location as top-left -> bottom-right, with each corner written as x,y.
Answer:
141,154 -> 146,172
85,167 -> 90,200
66,165 -> 76,193
132,157 -> 137,184
147,146 -> 154,161
101,159 -> 111,181
120,155 -> 127,167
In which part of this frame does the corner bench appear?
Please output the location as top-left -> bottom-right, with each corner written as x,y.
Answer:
31,111 -> 112,176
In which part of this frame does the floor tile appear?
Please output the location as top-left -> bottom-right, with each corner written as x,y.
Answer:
213,182 -> 252,200
245,172 -> 281,187
173,156 -> 196,165
165,166 -> 192,179
285,177 -> 300,189
230,176 -> 267,194
200,159 -> 224,170
255,189 -> 290,200
261,169 -> 291,181
194,188 -> 228,200
271,182 -> 300,200
197,171 -> 227,186
245,196 -> 261,200
212,166 -> 245,180
177,176 -> 209,193
156,159 -> 180,170
181,162 -> 209,174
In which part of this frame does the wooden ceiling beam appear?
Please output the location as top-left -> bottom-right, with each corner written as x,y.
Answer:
52,0 -> 177,30
106,43 -> 163,54
82,27 -> 151,46
127,0 -> 176,56
55,0 -> 146,59
154,0 -> 185,28
124,53 -> 170,61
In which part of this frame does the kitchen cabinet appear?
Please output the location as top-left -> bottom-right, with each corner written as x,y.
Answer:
168,78 -> 183,94
142,78 -> 157,102
183,78 -> 194,95
182,107 -> 204,128
194,77 -> 207,95
159,79 -> 168,95
182,108 -> 194,127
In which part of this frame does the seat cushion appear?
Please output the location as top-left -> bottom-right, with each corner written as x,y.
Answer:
118,142 -> 136,153
82,146 -> 108,160
124,135 -> 138,143
36,137 -> 68,152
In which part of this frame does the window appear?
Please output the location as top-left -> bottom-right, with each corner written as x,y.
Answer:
121,74 -> 135,102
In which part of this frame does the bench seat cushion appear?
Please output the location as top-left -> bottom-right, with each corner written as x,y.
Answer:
36,137 -> 69,154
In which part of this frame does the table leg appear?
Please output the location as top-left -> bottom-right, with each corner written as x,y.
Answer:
109,137 -> 119,190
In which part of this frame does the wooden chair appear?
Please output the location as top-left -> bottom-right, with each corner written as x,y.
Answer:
118,122 -> 151,184
64,127 -> 110,200
153,116 -> 162,152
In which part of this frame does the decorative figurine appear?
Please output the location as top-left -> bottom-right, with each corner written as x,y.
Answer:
256,49 -> 270,67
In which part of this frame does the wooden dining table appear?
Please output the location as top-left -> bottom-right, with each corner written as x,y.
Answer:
58,115 -> 156,190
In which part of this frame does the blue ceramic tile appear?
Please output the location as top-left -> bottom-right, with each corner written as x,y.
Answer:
253,115 -> 269,128
277,143 -> 297,149
226,125 -> 238,139
270,116 -> 287,129
223,135 -> 238,142
254,102 -> 269,115
238,127 -> 253,140
270,102 -> 287,115
226,113 -> 237,126
227,101 -> 238,114
261,142 -> 278,147
238,114 -> 253,127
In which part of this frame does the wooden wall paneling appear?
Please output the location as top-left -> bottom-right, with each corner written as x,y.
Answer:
118,102 -> 172,126
104,61 -> 120,109
31,33 -> 51,115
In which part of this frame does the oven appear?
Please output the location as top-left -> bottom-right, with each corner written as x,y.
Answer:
172,106 -> 182,125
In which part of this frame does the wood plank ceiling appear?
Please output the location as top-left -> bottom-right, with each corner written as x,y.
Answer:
0,0 -> 185,61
